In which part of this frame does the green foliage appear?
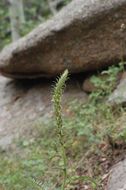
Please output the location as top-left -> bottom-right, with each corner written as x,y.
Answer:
0,1 -> 11,49
65,63 -> 126,150
90,63 -> 125,100
1,65 -> 126,189
52,70 -> 96,190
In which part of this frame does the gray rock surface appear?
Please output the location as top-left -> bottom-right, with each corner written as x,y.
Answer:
0,0 -> 126,78
0,76 -> 87,150
108,77 -> 126,105
107,159 -> 126,190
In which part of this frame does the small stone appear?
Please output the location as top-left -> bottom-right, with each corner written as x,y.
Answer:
82,77 -> 96,93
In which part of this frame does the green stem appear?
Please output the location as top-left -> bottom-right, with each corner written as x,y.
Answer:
52,69 -> 69,190
61,145 -> 67,190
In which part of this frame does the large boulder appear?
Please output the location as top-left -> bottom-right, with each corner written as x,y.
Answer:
0,0 -> 126,78
0,76 -> 87,150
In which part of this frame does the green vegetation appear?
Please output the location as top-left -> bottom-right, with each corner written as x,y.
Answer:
0,64 -> 126,189
52,69 -> 69,190
52,70 -> 96,190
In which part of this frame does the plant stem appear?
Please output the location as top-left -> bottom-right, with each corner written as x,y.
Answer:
61,144 -> 67,190
52,69 -> 69,190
